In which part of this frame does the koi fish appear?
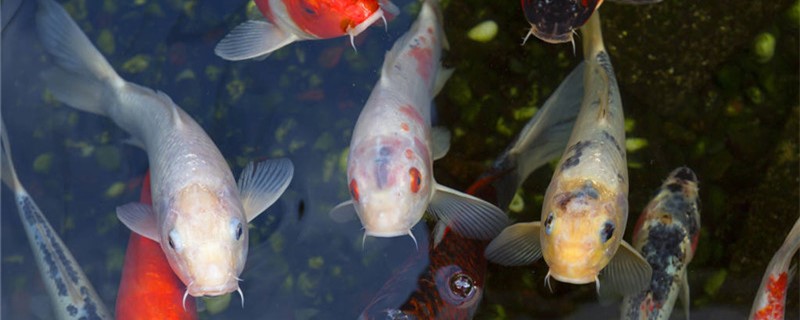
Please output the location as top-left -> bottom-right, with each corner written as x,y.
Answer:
485,12 -> 652,296
116,171 -> 199,320
749,215 -> 800,320
1,122 -> 113,319
215,0 -> 400,61
620,167 -> 701,320
520,0 -> 662,45
36,0 -> 294,300
359,58 -> 586,319
330,0 -> 508,245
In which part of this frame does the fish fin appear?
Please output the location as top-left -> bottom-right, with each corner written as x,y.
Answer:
214,20 -> 297,61
432,220 -> 447,248
329,200 -> 356,223
116,202 -> 160,242
601,240 -> 652,296
680,269 -> 691,320
121,137 -> 146,150
428,184 -> 510,240
40,68 -> 109,116
0,120 -> 22,190
484,221 -> 543,266
379,0 -> 400,18
431,126 -> 451,160
433,67 -> 454,96
490,62 -> 585,210
238,158 -> 294,222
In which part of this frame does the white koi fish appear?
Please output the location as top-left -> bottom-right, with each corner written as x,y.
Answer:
215,0 -> 399,61
621,167 -> 701,320
749,215 -> 800,320
35,0 -> 294,300
331,0 -> 509,244
485,11 -> 652,295
1,122 -> 113,320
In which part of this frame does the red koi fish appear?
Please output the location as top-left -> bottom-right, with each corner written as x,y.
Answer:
215,0 -> 400,61
520,0 -> 662,45
116,171 -> 198,320
749,216 -> 800,320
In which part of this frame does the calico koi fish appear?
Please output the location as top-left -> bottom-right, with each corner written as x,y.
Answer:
116,171 -> 199,320
485,12 -> 652,296
330,0 -> 508,244
520,0 -> 662,45
36,0 -> 294,300
749,215 -> 800,320
621,167 -> 701,320
359,56 -> 586,319
1,122 -> 113,319
215,0 -> 400,61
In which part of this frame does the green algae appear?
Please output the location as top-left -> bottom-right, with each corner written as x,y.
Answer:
468,20 -> 499,43
121,54 -> 151,74
203,294 -> 232,315
94,145 -> 121,171
308,256 -> 324,269
33,153 -> 54,173
753,32 -> 777,63
104,182 -> 126,198
97,29 -> 115,55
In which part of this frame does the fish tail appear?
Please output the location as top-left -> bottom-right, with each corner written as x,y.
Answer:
35,0 -> 124,116
0,119 -> 22,191
581,10 -> 605,59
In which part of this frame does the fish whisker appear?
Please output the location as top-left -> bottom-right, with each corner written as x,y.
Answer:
362,231 -> 367,251
544,271 -> 553,293
237,285 -> 245,308
408,230 -> 418,251
594,276 -> 600,296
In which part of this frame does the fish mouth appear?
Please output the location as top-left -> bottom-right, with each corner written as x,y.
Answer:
365,229 -> 410,238
187,281 -> 239,297
547,271 -> 596,285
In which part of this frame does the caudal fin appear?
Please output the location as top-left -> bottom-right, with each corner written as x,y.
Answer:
1,119 -> 22,190
35,0 -> 124,115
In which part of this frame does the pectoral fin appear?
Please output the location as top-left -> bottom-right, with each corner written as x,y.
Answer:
238,158 -> 294,222
428,184 -> 509,240
484,221 -> 543,266
116,202 -> 159,242
431,127 -> 451,160
601,241 -> 653,296
329,200 -> 356,223
215,20 -> 298,61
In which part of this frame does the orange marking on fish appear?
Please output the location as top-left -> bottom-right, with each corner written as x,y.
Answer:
405,148 -> 414,159
409,167 -> 422,193
409,46 -> 433,81
401,122 -> 410,132
755,272 -> 789,320
350,179 -> 360,202
399,105 -> 425,125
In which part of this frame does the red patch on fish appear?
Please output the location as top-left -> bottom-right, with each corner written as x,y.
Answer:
401,122 -> 410,132
405,148 -> 414,159
263,0 -> 380,38
409,46 -> 433,81
399,105 -> 425,126
754,272 -> 789,320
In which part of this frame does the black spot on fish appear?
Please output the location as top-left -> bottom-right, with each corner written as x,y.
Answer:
617,173 -> 625,183
555,182 -> 598,210
596,52 -> 618,88
379,146 -> 392,157
80,286 -> 104,320
673,167 -> 697,182
521,0 -> 600,43
640,223 -> 687,303
67,305 -> 78,316
602,130 -> 622,153
561,141 -> 592,171
666,182 -> 683,193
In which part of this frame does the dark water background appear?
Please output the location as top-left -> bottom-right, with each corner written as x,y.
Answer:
1,0 -> 798,319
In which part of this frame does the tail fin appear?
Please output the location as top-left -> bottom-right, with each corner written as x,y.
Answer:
490,62 -> 586,210
35,0 -> 124,115
1,120 -> 21,191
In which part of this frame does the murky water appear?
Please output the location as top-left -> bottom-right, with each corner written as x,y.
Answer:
2,0 -> 798,319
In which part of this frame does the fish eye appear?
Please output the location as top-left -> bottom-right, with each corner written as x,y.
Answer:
449,272 -> 476,300
544,212 -> 554,235
409,167 -> 421,193
232,220 -> 244,241
435,265 -> 479,307
349,179 -> 360,202
600,221 -> 615,243
168,229 -> 181,251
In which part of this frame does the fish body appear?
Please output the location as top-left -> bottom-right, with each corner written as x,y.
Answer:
1,124 -> 112,320
36,0 -> 294,298
485,12 -> 651,295
116,171 -> 199,320
215,0 -> 399,61
621,167 -> 701,320
331,0 -> 508,242
360,55 -> 586,319
749,216 -> 800,320
520,0 -> 662,45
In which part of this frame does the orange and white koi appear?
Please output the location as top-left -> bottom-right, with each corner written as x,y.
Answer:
749,215 -> 800,320
485,12 -> 652,295
215,0 -> 399,61
621,167 -> 701,320
1,123 -> 112,320
520,0 -> 662,45
36,0 -> 294,300
331,0 -> 509,244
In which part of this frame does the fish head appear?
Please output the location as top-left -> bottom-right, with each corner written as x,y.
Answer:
540,180 -> 625,284
520,0 -> 602,44
277,0 -> 382,38
347,136 -> 433,237
161,183 -> 247,297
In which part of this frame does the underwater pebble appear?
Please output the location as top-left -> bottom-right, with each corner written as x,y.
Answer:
104,182 -> 126,198
625,138 -> 648,152
203,294 -> 231,315
753,32 -> 776,63
33,153 -> 54,173
467,20 -> 498,43
121,54 -> 150,74
508,191 -> 525,213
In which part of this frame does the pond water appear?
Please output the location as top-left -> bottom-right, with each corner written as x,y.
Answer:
1,0 -> 798,319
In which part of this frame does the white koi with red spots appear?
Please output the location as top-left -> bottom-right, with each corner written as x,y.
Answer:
621,167 -> 701,320
36,0 -> 294,301
331,0 -> 509,243
749,215 -> 800,320
485,11 -> 652,295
